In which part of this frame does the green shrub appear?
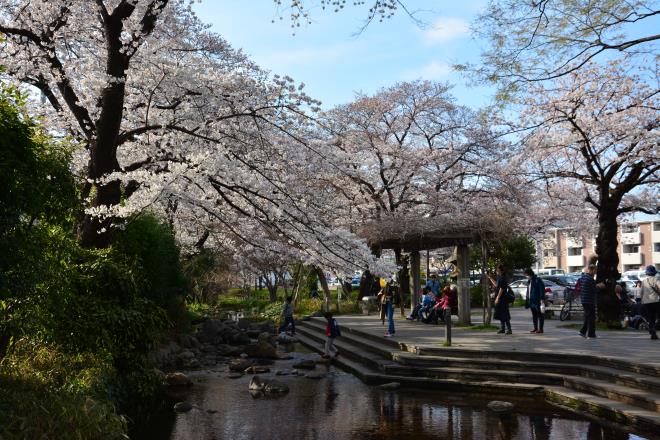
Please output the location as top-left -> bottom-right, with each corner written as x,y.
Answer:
113,213 -> 188,308
0,341 -> 127,439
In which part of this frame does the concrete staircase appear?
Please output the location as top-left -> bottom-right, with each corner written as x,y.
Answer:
296,317 -> 660,435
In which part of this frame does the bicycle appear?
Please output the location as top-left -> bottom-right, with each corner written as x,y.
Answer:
559,288 -> 578,321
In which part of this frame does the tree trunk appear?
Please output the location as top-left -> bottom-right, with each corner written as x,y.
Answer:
265,272 -> 278,302
394,248 -> 409,316
314,266 -> 331,312
481,239 -> 492,325
595,205 -> 621,324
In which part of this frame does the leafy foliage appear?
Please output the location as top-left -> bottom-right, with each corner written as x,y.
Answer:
470,235 -> 537,275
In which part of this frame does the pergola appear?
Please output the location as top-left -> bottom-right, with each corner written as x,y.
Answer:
359,214 -> 510,325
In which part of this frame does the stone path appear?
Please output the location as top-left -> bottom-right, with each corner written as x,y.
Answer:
335,307 -> 660,365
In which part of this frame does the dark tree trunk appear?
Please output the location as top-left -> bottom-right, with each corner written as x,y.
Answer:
265,273 -> 278,302
394,248 -> 410,316
314,266 -> 331,312
595,204 -> 621,324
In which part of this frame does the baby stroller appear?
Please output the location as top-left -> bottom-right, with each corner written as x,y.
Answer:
420,302 -> 442,325
623,300 -> 656,331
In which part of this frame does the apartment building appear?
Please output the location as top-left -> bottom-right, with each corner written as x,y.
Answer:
540,219 -> 660,273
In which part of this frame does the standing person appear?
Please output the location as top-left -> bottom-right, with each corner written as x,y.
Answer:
493,265 -> 512,334
278,296 -> 295,335
640,265 -> 660,340
425,272 -> 441,296
578,263 -> 605,339
524,268 -> 545,334
322,312 -> 340,358
381,283 -> 396,337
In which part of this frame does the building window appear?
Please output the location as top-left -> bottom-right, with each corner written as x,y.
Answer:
655,243 -> 660,252
622,224 -> 639,233
654,223 -> 660,231
543,249 -> 556,257
567,248 -> 582,256
623,244 -> 639,254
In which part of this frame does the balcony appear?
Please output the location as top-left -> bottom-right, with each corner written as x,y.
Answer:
543,256 -> 558,268
621,232 -> 641,245
567,255 -> 584,267
653,227 -> 660,244
621,253 -> 642,266
566,237 -> 583,248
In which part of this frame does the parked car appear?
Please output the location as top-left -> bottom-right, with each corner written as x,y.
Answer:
538,278 -> 566,303
623,270 -> 648,282
541,275 -> 576,289
537,268 -> 566,276
509,279 -> 529,300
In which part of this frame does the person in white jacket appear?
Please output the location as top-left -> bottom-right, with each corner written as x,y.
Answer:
640,265 -> 660,340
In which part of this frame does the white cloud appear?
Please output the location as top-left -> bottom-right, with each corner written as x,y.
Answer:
424,17 -> 470,44
402,61 -> 453,80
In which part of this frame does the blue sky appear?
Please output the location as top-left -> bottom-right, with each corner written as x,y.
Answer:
194,0 -> 491,110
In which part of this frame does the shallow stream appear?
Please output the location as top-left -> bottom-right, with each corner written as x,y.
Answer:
143,345 -> 651,440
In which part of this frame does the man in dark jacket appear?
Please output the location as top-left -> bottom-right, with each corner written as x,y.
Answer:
524,268 -> 546,333
579,264 -> 605,339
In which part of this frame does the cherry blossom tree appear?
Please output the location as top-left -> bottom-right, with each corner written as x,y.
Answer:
317,81 -> 508,304
0,0 -> 405,279
518,63 -> 659,321
465,0 -> 660,98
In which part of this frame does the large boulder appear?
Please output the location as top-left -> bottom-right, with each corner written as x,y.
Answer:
237,318 -> 251,330
229,358 -> 254,372
244,341 -> 278,359
199,319 -> 225,342
258,332 -> 277,347
248,376 -> 289,395
378,382 -> 401,391
277,332 -> 298,344
257,320 -> 276,334
174,401 -> 193,413
264,381 -> 289,394
165,372 -> 192,387
228,331 -> 251,346
248,375 -> 265,391
178,334 -> 201,349
292,359 -> 316,370
487,401 -> 515,413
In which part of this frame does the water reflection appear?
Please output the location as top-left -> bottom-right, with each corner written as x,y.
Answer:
160,354 -> 649,440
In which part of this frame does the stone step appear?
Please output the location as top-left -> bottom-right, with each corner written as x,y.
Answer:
302,318 -> 412,352
299,320 -> 660,396
296,322 -> 660,434
305,318 -> 660,378
545,386 -> 660,435
294,332 -> 546,397
381,364 -> 660,413
295,326 -> 396,373
392,352 -> 660,395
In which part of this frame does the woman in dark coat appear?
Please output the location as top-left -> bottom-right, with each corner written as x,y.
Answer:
493,265 -> 512,334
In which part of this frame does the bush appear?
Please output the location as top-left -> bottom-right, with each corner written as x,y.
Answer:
0,341 -> 127,439
113,213 -> 188,308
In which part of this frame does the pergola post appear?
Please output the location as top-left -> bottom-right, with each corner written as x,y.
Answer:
456,244 -> 471,326
411,250 -> 421,308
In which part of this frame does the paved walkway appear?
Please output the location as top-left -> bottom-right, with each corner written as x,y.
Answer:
337,308 -> 660,365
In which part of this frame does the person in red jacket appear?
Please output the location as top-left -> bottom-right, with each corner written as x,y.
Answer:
322,312 -> 341,358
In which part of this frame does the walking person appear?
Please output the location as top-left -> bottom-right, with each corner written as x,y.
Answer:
578,263 -> 605,339
640,265 -> 660,340
492,265 -> 512,334
278,296 -> 296,335
524,268 -> 546,333
380,282 -> 396,337
322,312 -> 340,358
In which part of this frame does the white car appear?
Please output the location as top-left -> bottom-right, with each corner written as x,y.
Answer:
538,278 -> 566,303
509,279 -> 529,300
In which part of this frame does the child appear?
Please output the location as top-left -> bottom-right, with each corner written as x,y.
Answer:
278,296 -> 295,335
322,312 -> 340,358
